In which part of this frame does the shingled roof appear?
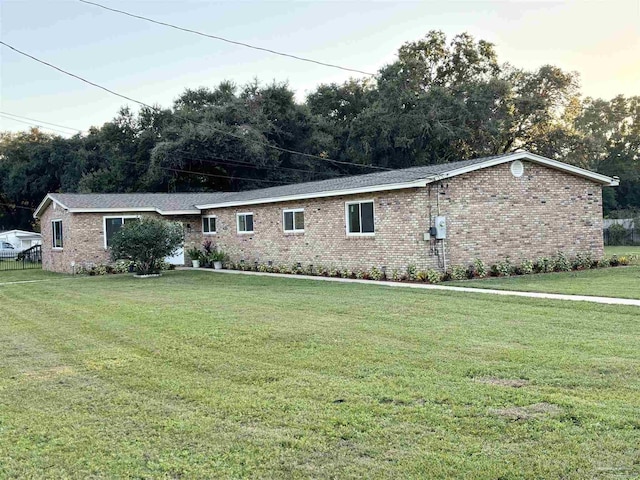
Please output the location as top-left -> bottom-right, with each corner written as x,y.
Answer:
34,151 -> 617,218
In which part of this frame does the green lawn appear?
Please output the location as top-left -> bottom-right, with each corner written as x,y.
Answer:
0,268 -> 64,283
450,266 -> 640,300
605,245 -> 640,256
1,271 -> 638,479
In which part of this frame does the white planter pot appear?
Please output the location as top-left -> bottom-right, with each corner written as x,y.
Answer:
192,260 -> 200,268
214,261 -> 223,270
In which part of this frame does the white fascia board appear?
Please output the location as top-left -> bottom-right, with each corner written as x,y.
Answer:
195,179 -> 428,210
425,152 -> 618,186
33,194 -> 70,219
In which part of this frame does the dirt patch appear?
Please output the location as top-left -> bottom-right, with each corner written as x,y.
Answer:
475,377 -> 529,388
489,402 -> 562,420
23,366 -> 75,380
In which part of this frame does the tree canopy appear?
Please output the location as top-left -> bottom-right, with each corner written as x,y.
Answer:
1,31 -> 637,231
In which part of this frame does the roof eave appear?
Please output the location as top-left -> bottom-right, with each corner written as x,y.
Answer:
68,207 -> 201,215
195,179 -> 429,210
425,152 -> 619,186
33,194 -> 70,219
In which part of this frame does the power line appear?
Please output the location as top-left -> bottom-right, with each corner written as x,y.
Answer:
0,40 -> 390,172
0,111 -> 83,133
0,112 -> 338,184
78,0 -> 376,77
121,159 -> 293,185
0,111 -> 336,179
0,114 -> 77,136
0,202 -> 35,211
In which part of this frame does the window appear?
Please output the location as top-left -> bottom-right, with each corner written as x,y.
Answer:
202,216 -> 217,234
237,213 -> 254,234
346,200 -> 375,235
283,208 -> 304,233
52,219 -> 63,248
103,216 -> 138,248
2,242 -> 15,249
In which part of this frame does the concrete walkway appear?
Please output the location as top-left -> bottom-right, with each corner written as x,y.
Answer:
181,267 -> 640,307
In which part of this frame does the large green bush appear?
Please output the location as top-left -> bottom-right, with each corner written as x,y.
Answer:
110,217 -> 184,275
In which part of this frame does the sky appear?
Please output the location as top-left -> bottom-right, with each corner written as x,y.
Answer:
1,0 -> 638,136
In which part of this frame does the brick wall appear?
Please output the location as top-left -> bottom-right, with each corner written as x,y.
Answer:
40,207 -> 201,273
201,189 -> 436,272
440,161 -> 604,267
39,160 -> 605,274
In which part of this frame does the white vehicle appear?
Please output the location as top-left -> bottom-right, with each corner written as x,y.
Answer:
0,241 -> 18,259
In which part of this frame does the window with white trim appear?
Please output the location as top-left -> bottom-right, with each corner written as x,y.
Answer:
202,216 -> 217,234
346,200 -> 375,235
103,216 -> 139,248
52,219 -> 63,248
283,208 -> 304,233
237,213 -> 254,233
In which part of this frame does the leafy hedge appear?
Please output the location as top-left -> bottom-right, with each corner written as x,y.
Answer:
221,251 -> 636,285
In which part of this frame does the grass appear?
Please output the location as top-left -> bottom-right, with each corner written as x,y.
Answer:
0,267 -> 66,283
605,245 -> 640,256
450,266 -> 640,300
1,270 -> 639,479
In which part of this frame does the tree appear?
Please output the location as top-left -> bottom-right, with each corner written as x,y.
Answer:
109,217 -> 183,275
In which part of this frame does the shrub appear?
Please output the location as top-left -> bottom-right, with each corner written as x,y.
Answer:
572,252 -> 592,270
341,268 -> 350,279
495,257 -> 513,277
473,258 -> 487,278
553,251 -> 572,272
426,269 -> 444,284
391,269 -> 401,281
607,223 -> 629,245
110,218 -> 184,275
113,259 -> 134,274
597,257 -> 611,268
520,258 -> 534,275
450,265 -> 467,280
369,266 -> 383,281
534,257 -> 554,273
406,264 -> 418,281
416,270 -> 429,282
304,264 -> 314,275
618,256 -> 630,266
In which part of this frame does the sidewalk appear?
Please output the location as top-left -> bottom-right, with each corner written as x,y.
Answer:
180,267 -> 640,307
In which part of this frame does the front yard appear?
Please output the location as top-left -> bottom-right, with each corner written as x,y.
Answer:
1,270 -> 638,478
450,265 -> 640,299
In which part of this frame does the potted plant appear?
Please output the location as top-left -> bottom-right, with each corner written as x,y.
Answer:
202,240 -> 214,268
210,250 -> 227,270
186,247 -> 202,268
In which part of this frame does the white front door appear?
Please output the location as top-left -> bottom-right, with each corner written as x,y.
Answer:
165,247 -> 185,265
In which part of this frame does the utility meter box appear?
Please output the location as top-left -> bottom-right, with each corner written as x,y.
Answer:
434,216 -> 447,239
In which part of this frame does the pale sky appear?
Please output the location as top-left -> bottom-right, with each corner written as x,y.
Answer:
1,0 -> 638,136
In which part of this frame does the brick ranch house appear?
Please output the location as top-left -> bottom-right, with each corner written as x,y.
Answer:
34,151 -> 618,274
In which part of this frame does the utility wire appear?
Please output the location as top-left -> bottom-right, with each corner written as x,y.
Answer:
0,111 -> 83,133
0,111 -> 336,179
0,202 -> 35,211
0,114 -> 77,136
0,40 -> 390,172
78,0 -> 376,77
121,159 -> 294,185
